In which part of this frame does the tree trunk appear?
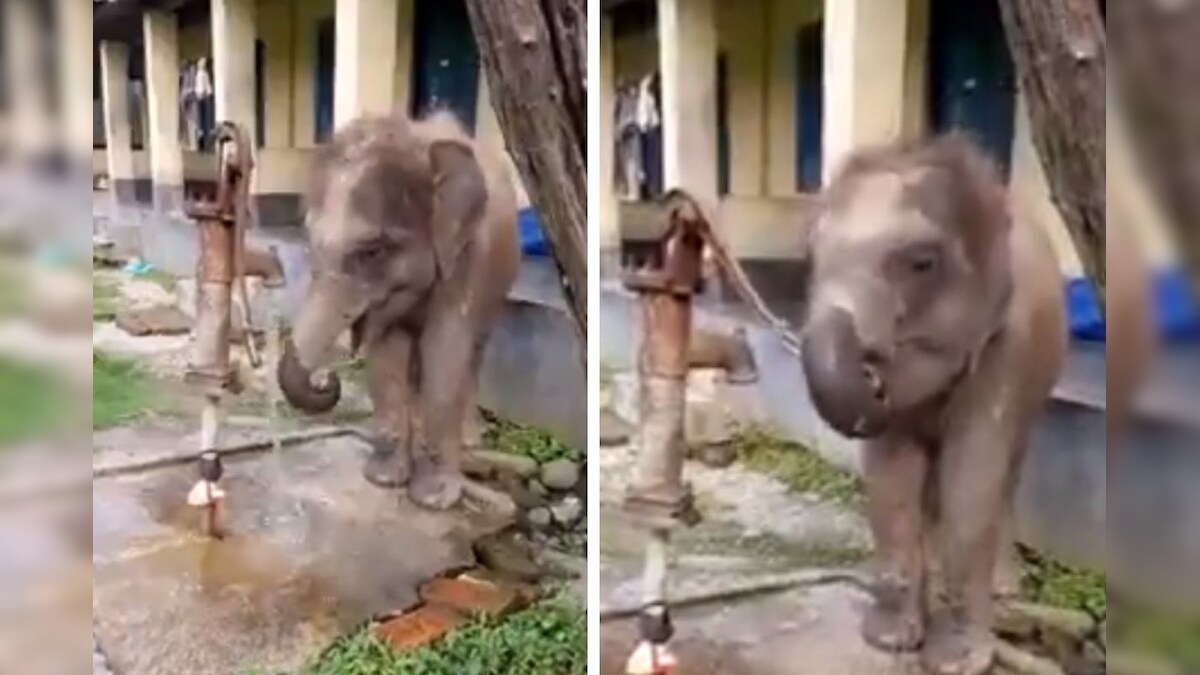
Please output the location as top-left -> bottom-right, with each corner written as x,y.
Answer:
1108,1 -> 1200,297
998,0 -> 1106,301
463,0 -> 588,346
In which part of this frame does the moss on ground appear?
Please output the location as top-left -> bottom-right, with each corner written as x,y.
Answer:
92,353 -> 159,429
481,409 -> 581,465
93,277 -> 120,321
279,596 -> 585,675
0,357 -> 69,445
735,427 -> 865,509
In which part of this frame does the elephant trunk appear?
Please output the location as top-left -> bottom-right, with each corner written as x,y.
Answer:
801,306 -> 889,439
277,275 -> 368,414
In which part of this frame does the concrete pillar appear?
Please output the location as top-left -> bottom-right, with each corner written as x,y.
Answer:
212,0 -> 258,142
393,0 -> 416,115
599,15 -> 621,261
259,0 -> 295,148
144,10 -> 186,213
57,0 -> 93,167
335,0 -> 400,128
100,41 -> 137,206
3,0 -> 52,160
822,0 -> 910,181
722,0 -> 767,197
658,0 -> 719,203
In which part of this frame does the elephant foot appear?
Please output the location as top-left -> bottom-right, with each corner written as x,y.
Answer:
920,617 -> 994,675
862,576 -> 924,652
863,601 -> 924,653
992,550 -> 1022,600
363,437 -> 411,489
408,457 -> 465,511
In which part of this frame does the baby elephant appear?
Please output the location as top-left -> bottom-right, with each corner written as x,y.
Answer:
799,136 -> 1066,674
277,111 -> 519,511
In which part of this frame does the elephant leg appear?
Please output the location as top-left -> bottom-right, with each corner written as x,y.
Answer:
924,385 -> 1019,675
992,505 -> 1022,600
408,313 -> 481,511
461,366 -> 484,452
862,435 -> 929,653
362,327 -> 415,488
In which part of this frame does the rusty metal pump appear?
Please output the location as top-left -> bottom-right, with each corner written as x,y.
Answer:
621,191 -> 766,674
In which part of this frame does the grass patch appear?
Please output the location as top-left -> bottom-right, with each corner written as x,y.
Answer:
0,264 -> 24,319
0,358 -> 68,446
1110,602 -> 1200,671
1017,545 -> 1106,620
92,352 -> 155,429
93,277 -> 120,321
481,409 -> 581,465
292,597 -> 586,675
736,426 -> 865,509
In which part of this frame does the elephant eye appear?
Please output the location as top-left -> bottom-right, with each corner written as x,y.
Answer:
346,240 -> 391,273
901,244 -> 942,276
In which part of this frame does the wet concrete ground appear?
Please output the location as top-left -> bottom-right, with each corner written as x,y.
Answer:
600,584 -> 922,675
92,434 -> 500,675
596,429 -> 892,675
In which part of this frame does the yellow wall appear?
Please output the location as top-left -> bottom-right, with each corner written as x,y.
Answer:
159,0 -> 526,206
601,0 -> 1157,277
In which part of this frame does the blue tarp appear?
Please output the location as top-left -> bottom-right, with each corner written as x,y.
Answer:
518,208 -> 549,257
1069,268 -> 1200,343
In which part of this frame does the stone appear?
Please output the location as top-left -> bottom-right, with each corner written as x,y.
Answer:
469,450 -> 539,480
419,576 -> 523,620
114,306 -> 193,337
473,529 -> 544,583
994,640 -> 1067,675
691,441 -> 739,468
540,459 -> 581,491
462,452 -> 495,480
527,477 -> 550,498
550,496 -> 583,527
599,409 -> 632,447
498,474 -> 545,510
527,507 -> 553,530
374,605 -> 466,654
685,371 -> 737,448
995,602 -> 1096,643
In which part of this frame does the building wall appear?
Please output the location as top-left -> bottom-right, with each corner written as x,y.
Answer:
601,0 -> 1169,278
99,0 -> 529,216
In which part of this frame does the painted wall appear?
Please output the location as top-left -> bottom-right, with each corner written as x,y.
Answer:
602,0 -> 1171,277
113,0 -> 528,210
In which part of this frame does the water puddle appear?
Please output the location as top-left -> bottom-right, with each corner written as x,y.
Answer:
92,435 -> 487,675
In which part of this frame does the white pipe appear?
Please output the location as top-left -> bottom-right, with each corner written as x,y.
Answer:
200,394 -> 221,452
642,529 -> 670,606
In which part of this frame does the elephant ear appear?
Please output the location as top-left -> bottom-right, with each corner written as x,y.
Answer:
429,139 -> 488,280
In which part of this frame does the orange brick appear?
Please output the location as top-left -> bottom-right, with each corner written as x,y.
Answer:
374,605 -> 466,653
419,576 -> 523,620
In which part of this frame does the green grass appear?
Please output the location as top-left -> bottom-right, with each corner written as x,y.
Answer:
736,426 -> 865,509
481,409 -> 582,465
92,352 -> 155,429
1017,545 -> 1106,620
0,264 -> 24,319
93,277 -> 120,321
0,357 -> 69,446
290,597 -> 586,675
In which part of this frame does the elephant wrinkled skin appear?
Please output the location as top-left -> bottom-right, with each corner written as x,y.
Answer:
798,136 -> 1067,675
277,112 -> 519,511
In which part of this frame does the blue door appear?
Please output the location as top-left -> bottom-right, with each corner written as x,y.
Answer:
796,21 -> 824,191
412,0 -> 480,132
928,0 -> 1016,174
315,17 -> 336,143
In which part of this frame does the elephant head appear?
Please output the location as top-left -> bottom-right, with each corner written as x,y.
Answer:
800,136 -> 1014,438
278,114 -> 490,414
